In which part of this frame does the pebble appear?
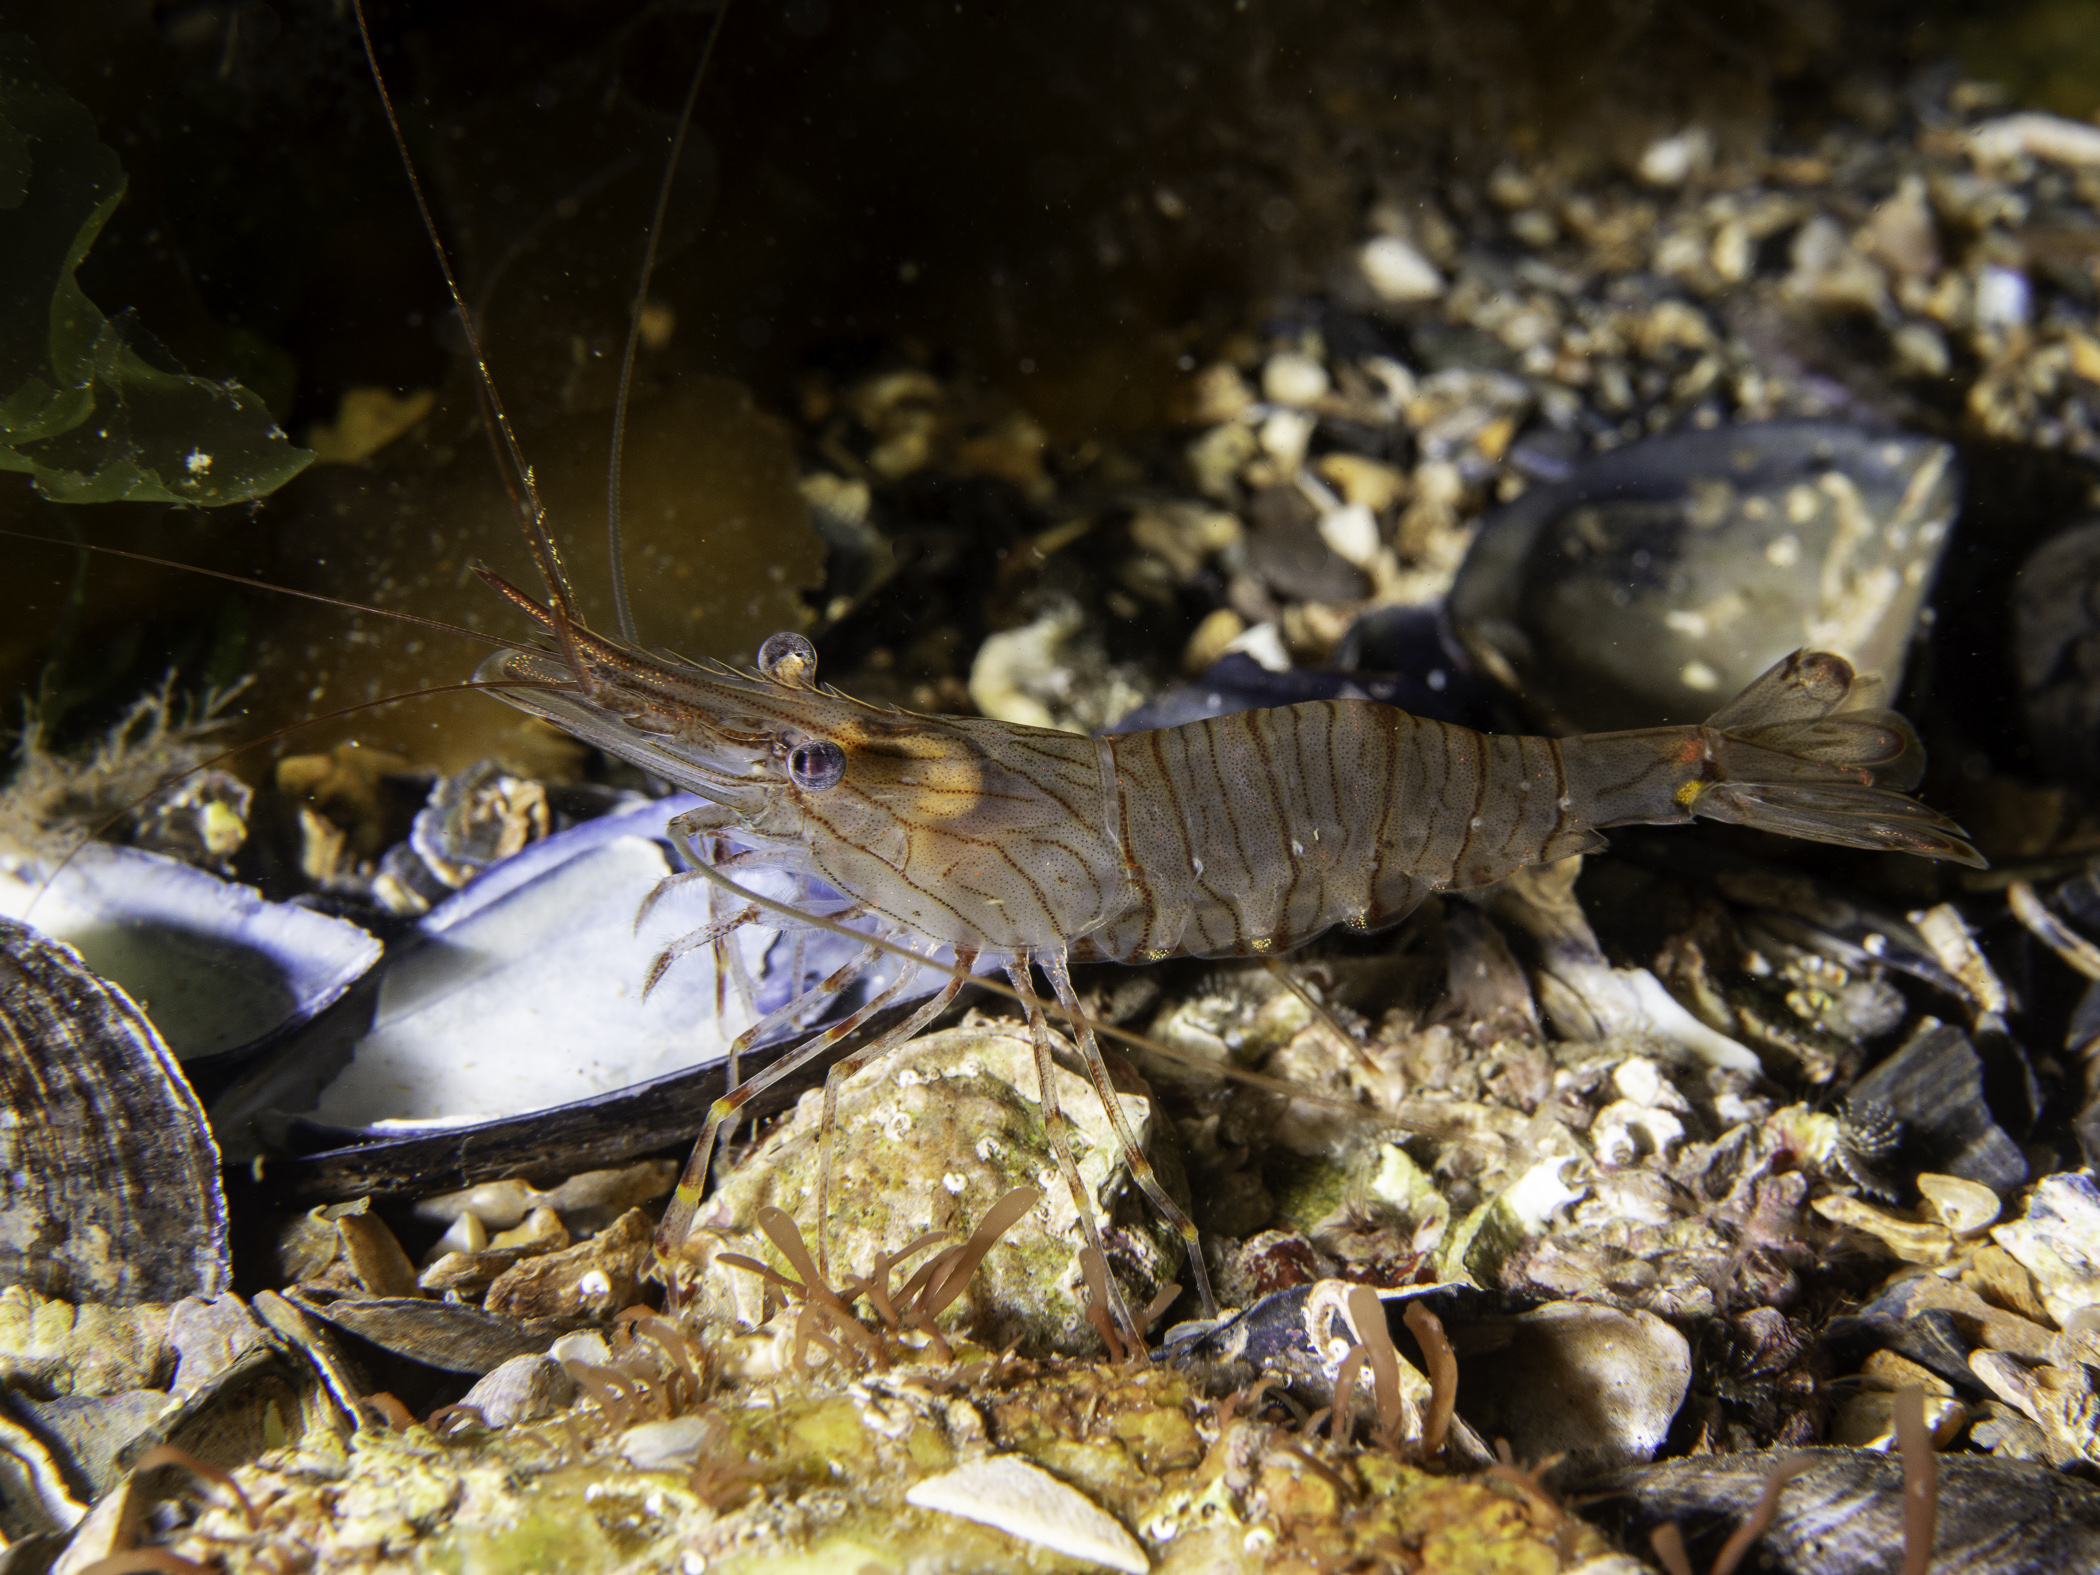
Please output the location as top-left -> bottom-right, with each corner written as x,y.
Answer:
1261,351 -> 1330,406
1636,126 -> 1712,187
1316,504 -> 1381,570
1356,235 -> 1443,302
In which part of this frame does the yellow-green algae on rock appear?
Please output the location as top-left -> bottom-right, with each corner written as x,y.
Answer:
158,1354 -> 1609,1574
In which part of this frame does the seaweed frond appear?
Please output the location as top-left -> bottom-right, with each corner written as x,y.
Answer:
722,1187 -> 1040,1374
1,672 -> 250,865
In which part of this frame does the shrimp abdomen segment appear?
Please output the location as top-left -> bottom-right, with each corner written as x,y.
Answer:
1095,701 -> 1600,960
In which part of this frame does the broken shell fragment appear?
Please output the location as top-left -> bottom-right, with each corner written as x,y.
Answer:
482,1206 -> 652,1322
905,1455 -> 1149,1575
0,918 -> 229,1304
1919,1173 -> 2002,1237
412,1160 -> 677,1234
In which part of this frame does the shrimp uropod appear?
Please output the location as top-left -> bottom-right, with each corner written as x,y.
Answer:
340,4 -> 1984,1353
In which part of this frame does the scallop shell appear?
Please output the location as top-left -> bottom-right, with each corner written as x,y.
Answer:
0,918 -> 228,1304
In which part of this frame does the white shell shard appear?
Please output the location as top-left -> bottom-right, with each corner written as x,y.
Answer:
905,1455 -> 1148,1574
618,1414 -> 722,1471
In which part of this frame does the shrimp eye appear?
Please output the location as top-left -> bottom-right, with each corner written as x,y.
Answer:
788,739 -> 846,790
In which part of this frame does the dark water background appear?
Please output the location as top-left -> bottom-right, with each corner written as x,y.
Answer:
3,0 -> 2093,780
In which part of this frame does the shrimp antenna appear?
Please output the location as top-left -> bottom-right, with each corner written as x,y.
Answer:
350,0 -> 592,688
0,529 -> 516,651
607,0 -> 733,644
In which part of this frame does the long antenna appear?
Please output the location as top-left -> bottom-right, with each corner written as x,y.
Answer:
607,1 -> 733,644
350,0 -> 585,658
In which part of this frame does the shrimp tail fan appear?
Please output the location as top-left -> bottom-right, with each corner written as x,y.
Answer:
1692,650 -> 1986,867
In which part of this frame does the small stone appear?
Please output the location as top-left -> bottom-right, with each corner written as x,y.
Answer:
1261,352 -> 1330,407
905,1455 -> 1148,1574
1258,408 -> 1314,472
1892,321 -> 1951,378
1975,264 -> 2031,330
1316,504 -> 1381,571
1186,422 -> 1260,501
1180,363 -> 1255,424
1357,236 -> 1443,303
458,1353 -> 575,1428
1867,175 -> 1939,278
1182,608 -> 1247,674
1969,112 -> 2100,169
1637,126 -> 1713,186
1316,452 -> 1408,512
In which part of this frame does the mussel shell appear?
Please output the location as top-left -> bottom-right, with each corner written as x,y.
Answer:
243,985 -> 969,1204
2014,517 -> 2100,797
1844,1020 -> 2028,1197
1449,421 -> 1958,730
0,919 -> 228,1304
284,1288 -> 571,1375
1584,1447 -> 2100,1574
0,842 -> 381,1086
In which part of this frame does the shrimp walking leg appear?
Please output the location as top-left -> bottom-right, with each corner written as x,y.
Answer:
1041,950 -> 1216,1318
1005,954 -> 1149,1354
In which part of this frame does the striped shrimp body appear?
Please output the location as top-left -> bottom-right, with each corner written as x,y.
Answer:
476,565 -> 1981,1339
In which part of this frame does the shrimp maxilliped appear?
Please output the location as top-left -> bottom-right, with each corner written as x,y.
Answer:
473,560 -> 1982,1343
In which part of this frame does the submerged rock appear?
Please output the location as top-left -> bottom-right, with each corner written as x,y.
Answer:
692,1020 -> 1184,1356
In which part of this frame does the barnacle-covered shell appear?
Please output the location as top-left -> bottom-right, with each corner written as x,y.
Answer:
693,1021 -> 1181,1356
0,918 -> 228,1303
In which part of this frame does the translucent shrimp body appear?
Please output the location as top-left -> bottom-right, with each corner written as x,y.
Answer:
477,567 -> 1980,1341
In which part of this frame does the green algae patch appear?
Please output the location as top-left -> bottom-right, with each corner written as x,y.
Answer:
0,36 -> 311,505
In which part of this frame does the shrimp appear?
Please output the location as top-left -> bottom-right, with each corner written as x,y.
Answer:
337,26 -> 1991,1350
473,548 -> 1982,1340
5,7 -> 1987,1357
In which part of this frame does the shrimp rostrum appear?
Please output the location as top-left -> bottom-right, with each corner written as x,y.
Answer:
476,563 -> 1981,1341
